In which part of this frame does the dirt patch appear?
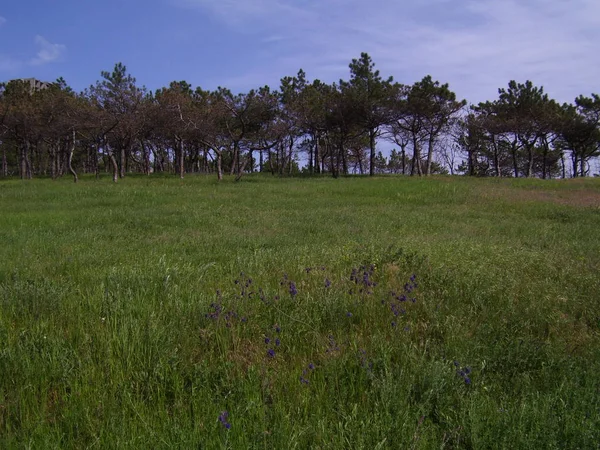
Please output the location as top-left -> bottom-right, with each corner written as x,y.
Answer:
478,183 -> 600,209
513,189 -> 600,208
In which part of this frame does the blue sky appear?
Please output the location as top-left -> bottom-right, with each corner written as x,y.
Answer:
1,0 -> 599,104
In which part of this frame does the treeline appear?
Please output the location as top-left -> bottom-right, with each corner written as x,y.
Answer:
1,53 -> 599,182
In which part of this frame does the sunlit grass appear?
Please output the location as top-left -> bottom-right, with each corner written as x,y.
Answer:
0,174 -> 599,448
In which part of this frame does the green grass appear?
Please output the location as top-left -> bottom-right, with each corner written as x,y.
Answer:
0,174 -> 599,448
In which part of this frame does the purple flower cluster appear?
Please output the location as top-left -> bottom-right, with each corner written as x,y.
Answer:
205,302 -> 244,327
385,274 -> 419,328
454,361 -> 472,385
299,363 -> 316,385
265,325 -> 282,358
325,335 -> 340,354
218,410 -> 231,429
349,264 -> 377,295
234,272 -> 255,300
358,349 -> 373,372
205,302 -> 223,320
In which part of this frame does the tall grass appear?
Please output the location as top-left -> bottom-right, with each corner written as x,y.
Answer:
0,174 -> 599,448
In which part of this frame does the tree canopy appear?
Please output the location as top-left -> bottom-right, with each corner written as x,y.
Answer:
1,57 -> 598,181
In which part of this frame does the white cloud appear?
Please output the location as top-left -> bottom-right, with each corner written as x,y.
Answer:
30,35 -> 66,66
175,0 -> 600,103
0,15 -> 6,27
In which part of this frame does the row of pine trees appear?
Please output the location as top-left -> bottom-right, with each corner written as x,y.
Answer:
1,54 -> 599,181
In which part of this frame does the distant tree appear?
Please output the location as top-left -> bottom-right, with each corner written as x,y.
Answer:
496,80 -> 555,178
88,63 -> 146,182
412,76 -> 465,175
345,53 -> 394,176
557,96 -> 600,177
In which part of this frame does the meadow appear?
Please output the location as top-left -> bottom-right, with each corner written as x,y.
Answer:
0,174 -> 599,449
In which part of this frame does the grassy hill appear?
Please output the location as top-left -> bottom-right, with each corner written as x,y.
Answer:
1,174 -> 599,448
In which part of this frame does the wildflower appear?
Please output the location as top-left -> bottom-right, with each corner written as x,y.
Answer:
326,335 -> 340,353
289,282 -> 298,297
274,325 -> 281,333
455,361 -> 473,385
267,349 -> 276,358
219,411 -> 231,429
275,338 -> 281,347
346,312 -> 352,317
325,278 -> 331,288
264,337 -> 271,345
300,363 -> 316,385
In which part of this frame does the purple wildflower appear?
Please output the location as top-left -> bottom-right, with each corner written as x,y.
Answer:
325,278 -> 331,288
289,282 -> 298,297
267,349 -> 276,358
218,411 -> 231,429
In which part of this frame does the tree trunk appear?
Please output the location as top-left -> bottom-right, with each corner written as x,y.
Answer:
526,145 -> 534,178
50,145 -> 58,180
425,137 -> 435,176
25,141 -> 33,179
106,144 -> 119,183
491,136 -> 500,177
401,149 -> 406,175
1,144 -> 7,177
308,139 -> 313,174
541,138 -> 548,180
511,145 -> 519,178
68,130 -> 78,183
340,136 -> 348,176
411,134 -> 422,176
178,138 -> 185,179
216,151 -> 223,181
314,133 -> 320,174
119,147 -> 125,178
20,142 -> 27,179
369,128 -> 376,176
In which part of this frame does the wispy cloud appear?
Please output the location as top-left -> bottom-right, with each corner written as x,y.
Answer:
30,35 -> 66,66
174,0 -> 600,103
0,15 -> 6,27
